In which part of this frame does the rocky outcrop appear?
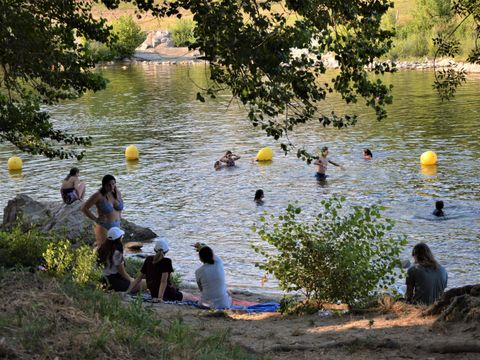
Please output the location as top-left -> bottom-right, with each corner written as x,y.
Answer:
424,284 -> 480,322
137,30 -> 174,50
2,194 -> 157,245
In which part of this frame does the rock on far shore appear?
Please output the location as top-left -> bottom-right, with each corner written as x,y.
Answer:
1,194 -> 157,245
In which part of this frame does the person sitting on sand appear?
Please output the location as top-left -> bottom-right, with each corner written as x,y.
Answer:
219,150 -> 240,167
194,243 -> 231,309
60,167 -> 86,204
363,149 -> 373,160
98,227 -> 137,292
254,189 -> 264,205
406,243 -> 448,305
433,200 -> 445,217
127,239 -> 195,303
314,146 -> 344,180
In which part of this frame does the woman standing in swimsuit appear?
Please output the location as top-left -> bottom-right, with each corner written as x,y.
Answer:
60,167 -> 86,204
81,174 -> 124,247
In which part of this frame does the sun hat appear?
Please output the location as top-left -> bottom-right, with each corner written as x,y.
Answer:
154,238 -> 169,254
107,227 -> 125,241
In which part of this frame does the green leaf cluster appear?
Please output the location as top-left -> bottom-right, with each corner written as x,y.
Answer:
0,0 -> 112,159
170,19 -> 196,47
253,197 -> 407,307
0,222 -> 52,267
44,240 -> 101,284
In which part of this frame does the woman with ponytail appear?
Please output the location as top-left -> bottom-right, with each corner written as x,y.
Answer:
194,244 -> 231,309
406,243 -> 448,305
128,239 -> 193,302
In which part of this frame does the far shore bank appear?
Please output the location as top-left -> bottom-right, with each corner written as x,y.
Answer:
127,46 -> 480,74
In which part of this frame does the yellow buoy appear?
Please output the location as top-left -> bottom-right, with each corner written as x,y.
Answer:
7,156 -> 23,171
125,145 -> 139,160
420,151 -> 437,166
255,147 -> 273,161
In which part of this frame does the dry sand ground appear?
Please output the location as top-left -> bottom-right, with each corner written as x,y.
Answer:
147,290 -> 480,360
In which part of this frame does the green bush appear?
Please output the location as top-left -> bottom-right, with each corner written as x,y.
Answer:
110,15 -> 146,59
44,241 -> 100,284
170,19 -> 196,47
252,197 -> 407,307
82,39 -> 114,62
0,223 -> 52,268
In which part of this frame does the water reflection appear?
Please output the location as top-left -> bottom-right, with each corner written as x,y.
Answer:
0,64 -> 479,294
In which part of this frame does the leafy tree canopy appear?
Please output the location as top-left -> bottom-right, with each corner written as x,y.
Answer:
2,0 -> 396,160
0,0 -> 112,159
433,0 -> 480,99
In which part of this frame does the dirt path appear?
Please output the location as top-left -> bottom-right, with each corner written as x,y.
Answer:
150,300 -> 480,359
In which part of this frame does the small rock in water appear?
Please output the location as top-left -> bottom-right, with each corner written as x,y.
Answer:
125,241 -> 143,250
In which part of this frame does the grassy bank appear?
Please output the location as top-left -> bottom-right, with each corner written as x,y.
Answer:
0,268 -> 255,359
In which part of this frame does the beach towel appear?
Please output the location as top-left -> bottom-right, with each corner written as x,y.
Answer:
126,293 -> 279,313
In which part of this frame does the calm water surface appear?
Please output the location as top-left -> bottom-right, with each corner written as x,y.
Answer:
1,64 -> 479,295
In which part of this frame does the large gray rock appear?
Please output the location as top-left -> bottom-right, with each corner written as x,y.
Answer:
2,194 -> 157,245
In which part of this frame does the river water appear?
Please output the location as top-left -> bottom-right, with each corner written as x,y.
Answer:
1,63 -> 479,295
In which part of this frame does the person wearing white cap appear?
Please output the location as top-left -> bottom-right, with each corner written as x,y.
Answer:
98,227 -> 134,292
127,239 -> 195,302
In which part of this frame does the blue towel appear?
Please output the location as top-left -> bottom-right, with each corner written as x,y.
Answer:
127,294 -> 279,312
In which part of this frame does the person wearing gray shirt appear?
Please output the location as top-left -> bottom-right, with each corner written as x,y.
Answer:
406,243 -> 448,305
195,245 -> 231,309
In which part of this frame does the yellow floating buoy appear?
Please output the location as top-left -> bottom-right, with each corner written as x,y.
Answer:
7,156 -> 23,171
125,145 -> 139,160
420,151 -> 437,166
255,147 -> 273,161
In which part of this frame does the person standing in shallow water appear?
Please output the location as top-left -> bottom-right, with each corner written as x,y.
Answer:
406,243 -> 448,305
81,174 -> 124,247
60,167 -> 86,204
313,146 -> 344,180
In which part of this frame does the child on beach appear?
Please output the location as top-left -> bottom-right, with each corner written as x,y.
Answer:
314,147 -> 344,180
60,167 -> 86,204
98,227 -> 135,292
127,239 -> 195,302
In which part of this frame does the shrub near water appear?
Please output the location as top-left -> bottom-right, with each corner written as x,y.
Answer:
253,197 -> 407,307
170,19 -> 196,47
0,223 -> 52,267
110,15 -> 146,59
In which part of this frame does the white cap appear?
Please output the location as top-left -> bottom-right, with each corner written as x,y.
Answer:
154,238 -> 169,254
107,227 -> 125,241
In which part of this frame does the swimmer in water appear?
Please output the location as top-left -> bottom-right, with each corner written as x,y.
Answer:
363,148 -> 373,160
432,200 -> 445,217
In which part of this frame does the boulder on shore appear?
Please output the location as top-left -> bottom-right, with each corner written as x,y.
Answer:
2,194 -> 157,245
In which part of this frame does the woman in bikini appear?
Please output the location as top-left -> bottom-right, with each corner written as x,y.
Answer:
60,167 -> 86,204
81,174 -> 124,247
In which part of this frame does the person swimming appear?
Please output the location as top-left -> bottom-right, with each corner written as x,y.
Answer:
313,146 -> 344,180
433,200 -> 445,217
254,189 -> 264,205
363,149 -> 373,160
219,150 -> 240,167
214,160 -> 223,171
